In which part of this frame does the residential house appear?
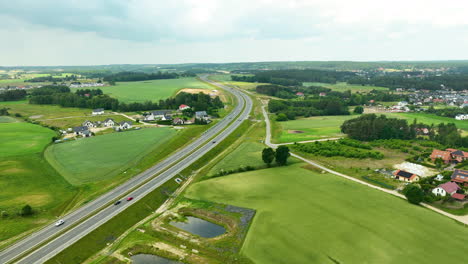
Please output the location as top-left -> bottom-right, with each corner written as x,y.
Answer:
394,170 -> 420,182
144,110 -> 172,121
451,169 -> 468,187
82,120 -> 96,128
92,108 -> 104,115
296,92 -> 304,97
452,193 -> 466,200
72,126 -> 91,137
195,111 -> 209,121
103,118 -> 115,127
173,117 -> 185,125
179,104 -> 190,111
455,114 -> 468,120
319,92 -> 327,97
118,121 -> 133,130
430,148 -> 468,164
435,174 -> 445,181
432,182 -> 460,197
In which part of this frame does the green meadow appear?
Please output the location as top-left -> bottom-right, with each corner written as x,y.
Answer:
45,127 -> 176,185
186,163 -> 468,264
82,77 -> 212,103
304,82 -> 389,93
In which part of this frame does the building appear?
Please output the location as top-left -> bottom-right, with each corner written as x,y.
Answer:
451,169 -> 468,187
435,174 -> 444,181
103,118 -> 115,127
319,92 -> 327,97
118,121 -> 133,130
144,110 -> 172,121
173,117 -> 185,125
451,193 -> 466,200
82,120 -> 97,128
92,108 -> 104,115
432,182 -> 460,197
394,170 -> 420,182
195,111 -> 209,121
296,92 -> 304,97
430,148 -> 468,164
455,114 -> 468,120
72,126 -> 91,137
179,104 -> 190,111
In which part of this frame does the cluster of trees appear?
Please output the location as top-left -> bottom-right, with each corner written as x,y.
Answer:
294,140 -> 384,159
348,73 -> 468,91
103,71 -> 187,82
269,98 -> 349,120
262,146 -> 290,166
0,89 -> 26,101
0,107 -> 9,115
233,69 -> 356,85
255,85 -> 296,99
29,86 -> 224,114
25,75 -> 78,83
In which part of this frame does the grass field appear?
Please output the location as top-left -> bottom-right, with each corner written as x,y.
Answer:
208,141 -> 265,175
0,122 -> 76,242
186,163 -> 468,264
385,112 -> 468,131
304,82 -> 389,93
0,116 -> 17,123
78,77 -> 212,103
45,127 -> 176,185
0,101 -> 92,119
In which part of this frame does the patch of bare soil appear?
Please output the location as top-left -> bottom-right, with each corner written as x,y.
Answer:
29,115 -> 43,119
288,130 -> 305,134
178,88 -> 219,96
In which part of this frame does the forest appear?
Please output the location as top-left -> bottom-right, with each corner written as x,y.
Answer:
0,89 -> 27,101
232,69 -> 357,85
102,71 -> 195,82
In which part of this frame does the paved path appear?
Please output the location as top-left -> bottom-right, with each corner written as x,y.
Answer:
261,105 -> 468,226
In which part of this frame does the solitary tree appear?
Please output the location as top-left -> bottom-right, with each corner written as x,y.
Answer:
275,146 -> 290,166
403,184 -> 424,205
262,148 -> 275,167
276,113 -> 288,121
354,106 -> 364,114
20,204 -> 33,216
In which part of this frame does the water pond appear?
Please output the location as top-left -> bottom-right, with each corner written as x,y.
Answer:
131,254 -> 183,264
170,216 -> 226,238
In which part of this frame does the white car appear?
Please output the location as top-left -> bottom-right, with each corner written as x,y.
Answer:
55,219 -> 65,226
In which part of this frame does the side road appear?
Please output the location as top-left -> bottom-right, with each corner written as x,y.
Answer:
261,105 -> 468,226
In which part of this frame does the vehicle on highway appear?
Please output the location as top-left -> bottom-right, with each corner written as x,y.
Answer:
212,141 -> 216,143
114,200 -> 121,205
126,197 -> 133,201
55,219 -> 65,227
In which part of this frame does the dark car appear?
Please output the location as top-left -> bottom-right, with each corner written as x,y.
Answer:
126,197 -> 133,201
114,200 -> 121,205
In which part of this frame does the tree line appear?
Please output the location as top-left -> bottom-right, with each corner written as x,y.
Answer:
269,98 -> 350,120
294,140 -> 384,159
102,71 -> 195,82
232,69 -> 357,85
0,89 -> 27,101
25,75 -> 78,83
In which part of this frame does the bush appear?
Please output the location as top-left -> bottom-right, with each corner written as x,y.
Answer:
20,204 -> 33,216
402,184 -> 424,205
295,141 -> 384,159
276,113 -> 288,121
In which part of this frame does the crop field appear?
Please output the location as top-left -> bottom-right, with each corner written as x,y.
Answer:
81,77 -> 212,103
0,101 -> 92,119
186,163 -> 468,264
303,82 -> 389,93
45,127 -> 177,185
0,122 -> 76,241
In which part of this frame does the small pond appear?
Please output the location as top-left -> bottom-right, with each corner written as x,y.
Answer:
131,254 -> 183,264
170,216 -> 226,238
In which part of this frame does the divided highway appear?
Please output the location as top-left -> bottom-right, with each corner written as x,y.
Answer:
0,76 -> 253,264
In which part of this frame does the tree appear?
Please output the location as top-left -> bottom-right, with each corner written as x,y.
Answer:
20,204 -> 33,216
276,113 -> 288,121
353,106 -> 364,114
275,146 -> 290,166
262,148 -> 275,167
402,184 -> 424,205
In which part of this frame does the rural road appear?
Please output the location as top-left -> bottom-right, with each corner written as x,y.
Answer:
261,104 -> 468,225
0,76 -> 253,264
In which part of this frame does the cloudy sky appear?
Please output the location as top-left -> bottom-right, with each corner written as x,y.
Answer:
1,0 -> 468,66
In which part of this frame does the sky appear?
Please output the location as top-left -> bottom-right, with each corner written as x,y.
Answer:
1,0 -> 468,66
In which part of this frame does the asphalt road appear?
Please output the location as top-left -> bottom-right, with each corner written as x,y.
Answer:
0,76 -> 253,264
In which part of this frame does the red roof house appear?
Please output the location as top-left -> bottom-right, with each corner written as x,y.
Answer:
451,193 -> 466,200
296,92 -> 304,97
451,169 -> 468,186
394,170 -> 420,182
179,104 -> 190,111
430,149 -> 452,164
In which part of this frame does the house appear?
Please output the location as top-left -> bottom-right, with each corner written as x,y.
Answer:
448,149 -> 468,163
118,121 -> 133,130
82,120 -> 96,128
296,92 -> 304,97
173,117 -> 185,125
435,174 -> 444,181
179,104 -> 190,111
195,111 -> 209,121
92,108 -> 104,115
432,182 -> 460,197
144,110 -> 172,121
319,92 -> 327,97
394,170 -> 420,182
451,193 -> 466,200
430,148 -> 468,164
72,126 -> 91,137
455,114 -> 468,120
451,169 -> 468,187
103,118 -> 115,127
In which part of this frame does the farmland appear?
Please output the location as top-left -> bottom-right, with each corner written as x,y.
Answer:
186,163 -> 468,264
45,127 -> 176,185
80,77 -> 212,103
303,82 -> 389,93
0,121 -> 76,242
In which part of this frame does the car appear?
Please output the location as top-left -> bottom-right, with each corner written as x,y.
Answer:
212,141 -> 216,143
55,219 -> 65,226
114,200 -> 121,205
126,197 -> 133,201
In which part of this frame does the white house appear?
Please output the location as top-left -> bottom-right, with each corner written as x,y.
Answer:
195,111 -> 209,121
178,104 -> 190,111
455,114 -> 468,120
72,126 -> 91,137
82,120 -> 97,128
144,110 -> 171,121
435,174 -> 444,181
103,118 -> 115,127
92,108 -> 104,115
118,121 -> 133,130
432,182 -> 460,197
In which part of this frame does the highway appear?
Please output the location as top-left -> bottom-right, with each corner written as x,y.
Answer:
0,76 -> 253,264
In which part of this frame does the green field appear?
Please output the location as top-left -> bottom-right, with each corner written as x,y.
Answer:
186,163 -> 468,264
208,141 -> 265,175
0,122 -> 76,241
80,78 -> 212,103
0,101 -> 92,119
304,82 -> 389,93
385,112 -> 468,131
45,127 -> 177,185
0,116 -> 17,123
